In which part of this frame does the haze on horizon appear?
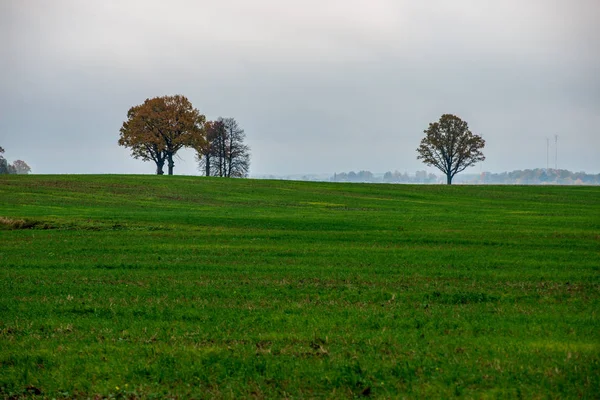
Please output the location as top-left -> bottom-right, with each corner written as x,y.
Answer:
1,0 -> 599,176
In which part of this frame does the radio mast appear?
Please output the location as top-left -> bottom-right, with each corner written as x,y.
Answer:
554,135 -> 558,170
546,138 -> 549,170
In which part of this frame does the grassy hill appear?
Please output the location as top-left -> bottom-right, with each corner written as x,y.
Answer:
1,175 -> 598,398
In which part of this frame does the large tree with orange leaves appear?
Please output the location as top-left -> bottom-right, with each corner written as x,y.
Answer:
118,95 -> 206,175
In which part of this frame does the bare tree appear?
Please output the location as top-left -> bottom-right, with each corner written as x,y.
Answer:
416,114 -> 485,184
196,117 -> 250,177
223,118 -> 250,178
12,160 -> 31,174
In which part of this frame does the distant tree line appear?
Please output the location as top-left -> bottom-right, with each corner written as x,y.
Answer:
331,168 -> 600,185
0,146 -> 31,175
332,170 -> 438,184
464,169 -> 600,185
119,95 -> 250,176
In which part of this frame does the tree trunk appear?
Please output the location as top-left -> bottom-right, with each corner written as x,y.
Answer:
205,154 -> 211,177
227,136 -> 233,177
218,152 -> 223,177
219,137 -> 226,177
446,173 -> 452,185
156,160 -> 165,175
167,154 -> 174,176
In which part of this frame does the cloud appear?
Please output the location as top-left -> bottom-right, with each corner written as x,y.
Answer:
1,0 -> 599,175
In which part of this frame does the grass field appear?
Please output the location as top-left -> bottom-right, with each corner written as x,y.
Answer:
1,175 -> 599,399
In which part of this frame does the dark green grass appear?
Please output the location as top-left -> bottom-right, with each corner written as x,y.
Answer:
1,175 -> 599,398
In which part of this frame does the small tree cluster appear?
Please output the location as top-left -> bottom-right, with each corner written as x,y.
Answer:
475,169 -> 600,185
332,171 -> 374,182
118,95 -> 250,176
195,118 -> 250,177
383,171 -> 438,183
0,147 -> 31,175
331,170 -> 438,183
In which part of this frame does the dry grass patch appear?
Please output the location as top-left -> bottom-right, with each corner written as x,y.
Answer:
0,216 -> 54,230
0,217 -> 36,230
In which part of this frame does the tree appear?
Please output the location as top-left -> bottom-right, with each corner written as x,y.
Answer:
194,120 -> 223,177
195,117 -> 250,177
223,118 -> 251,178
12,160 -> 31,175
416,114 -> 485,184
118,95 -> 206,175
0,146 -> 8,174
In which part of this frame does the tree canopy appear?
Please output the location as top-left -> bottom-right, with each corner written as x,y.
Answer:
118,95 -> 206,175
416,114 -> 485,184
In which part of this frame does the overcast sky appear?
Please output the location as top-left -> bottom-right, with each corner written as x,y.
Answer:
1,0 -> 599,176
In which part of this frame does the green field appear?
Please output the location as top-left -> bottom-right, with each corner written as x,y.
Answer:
1,175 -> 599,399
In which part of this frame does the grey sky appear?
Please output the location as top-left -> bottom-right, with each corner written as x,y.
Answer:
1,0 -> 599,176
